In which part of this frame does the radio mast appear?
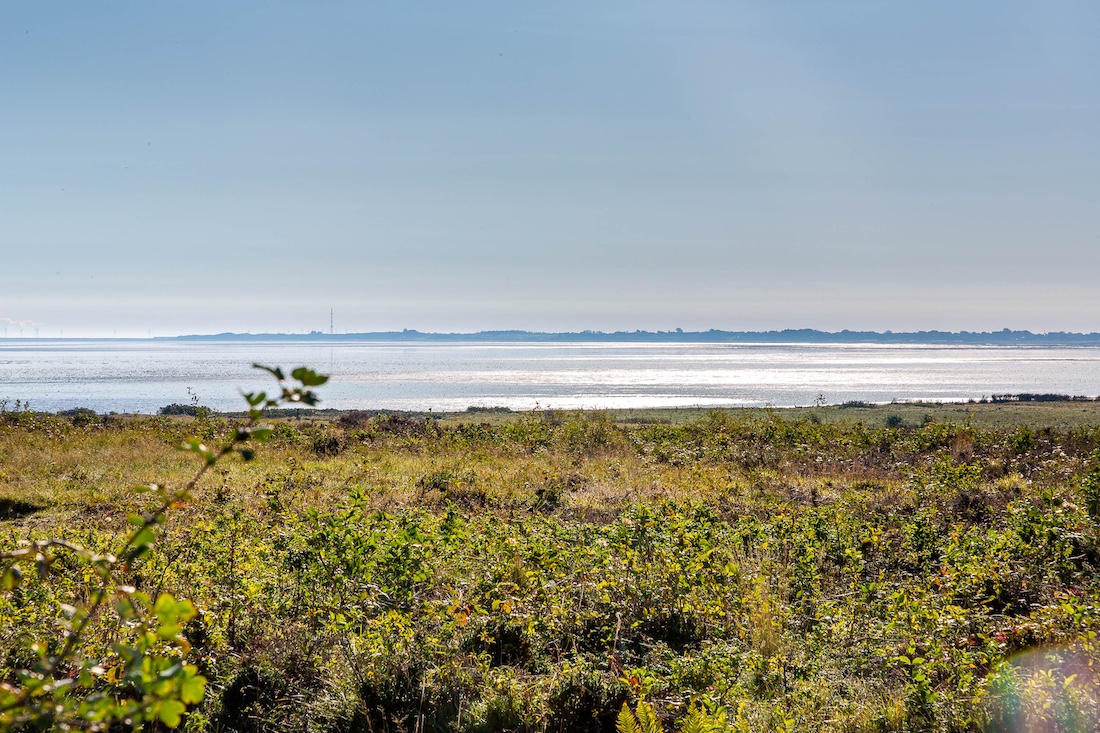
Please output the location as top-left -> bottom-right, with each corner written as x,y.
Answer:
330,308 -> 334,336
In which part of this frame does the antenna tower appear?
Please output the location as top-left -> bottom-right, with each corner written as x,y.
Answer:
330,308 -> 334,335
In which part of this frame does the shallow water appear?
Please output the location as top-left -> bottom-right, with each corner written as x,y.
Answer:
1,339 -> 1098,414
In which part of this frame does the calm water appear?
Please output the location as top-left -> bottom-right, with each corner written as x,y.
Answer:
1,339 -> 1099,414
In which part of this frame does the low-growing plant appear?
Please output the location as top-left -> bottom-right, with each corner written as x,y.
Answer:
4,402 -> 1100,731
0,364 -> 327,731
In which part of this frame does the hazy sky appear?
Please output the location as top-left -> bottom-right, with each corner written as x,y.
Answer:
2,1 -> 1098,337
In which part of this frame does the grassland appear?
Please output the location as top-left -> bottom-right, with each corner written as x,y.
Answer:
272,398 -> 1100,430
3,403 -> 1100,732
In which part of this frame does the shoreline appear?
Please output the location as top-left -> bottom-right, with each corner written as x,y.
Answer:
10,397 -> 1100,430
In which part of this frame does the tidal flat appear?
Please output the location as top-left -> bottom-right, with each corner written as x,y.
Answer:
2,404 -> 1100,731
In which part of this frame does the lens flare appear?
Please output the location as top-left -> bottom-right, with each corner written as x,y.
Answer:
985,640 -> 1100,733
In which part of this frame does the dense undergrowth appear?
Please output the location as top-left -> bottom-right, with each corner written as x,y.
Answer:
3,408 -> 1100,731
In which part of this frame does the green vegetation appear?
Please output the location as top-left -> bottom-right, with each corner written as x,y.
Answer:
3,399 -> 1100,731
0,365 -> 328,731
229,398 -> 1100,431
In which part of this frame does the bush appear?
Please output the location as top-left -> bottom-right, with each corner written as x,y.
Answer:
310,433 -> 342,457
58,407 -> 100,427
159,403 -> 201,416
0,364 -> 328,730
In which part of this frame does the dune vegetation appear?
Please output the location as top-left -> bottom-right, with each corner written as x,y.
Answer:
3,391 -> 1100,731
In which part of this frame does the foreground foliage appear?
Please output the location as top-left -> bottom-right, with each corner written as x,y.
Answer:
2,406 -> 1100,731
0,366 -> 327,730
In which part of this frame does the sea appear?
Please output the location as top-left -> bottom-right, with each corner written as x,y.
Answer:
1,339 -> 1099,414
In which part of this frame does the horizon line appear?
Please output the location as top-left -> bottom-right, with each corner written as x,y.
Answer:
5,327 -> 1100,345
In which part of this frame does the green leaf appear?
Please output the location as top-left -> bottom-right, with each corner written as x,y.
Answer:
242,391 -> 267,407
1,564 -> 21,590
635,701 -> 660,733
155,593 -> 197,627
291,367 -> 329,387
617,703 -> 641,733
131,526 -> 157,550
158,699 -> 186,728
252,364 -> 285,381
179,667 -> 207,704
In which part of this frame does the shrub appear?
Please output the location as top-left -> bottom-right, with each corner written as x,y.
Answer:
159,403 -> 201,416
0,364 -> 328,730
58,407 -> 100,427
310,433 -> 342,457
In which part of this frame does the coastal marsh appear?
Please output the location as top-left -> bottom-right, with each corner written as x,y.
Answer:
2,405 -> 1099,731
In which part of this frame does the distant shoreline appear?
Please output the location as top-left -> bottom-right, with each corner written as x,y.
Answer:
155,328 -> 1100,346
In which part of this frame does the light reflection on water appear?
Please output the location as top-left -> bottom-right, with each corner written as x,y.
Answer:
1,340 -> 1099,413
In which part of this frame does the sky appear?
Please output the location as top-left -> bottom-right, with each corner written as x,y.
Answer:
1,1 -> 1098,337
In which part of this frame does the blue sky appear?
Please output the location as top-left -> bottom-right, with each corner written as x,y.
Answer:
2,1 -> 1098,336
